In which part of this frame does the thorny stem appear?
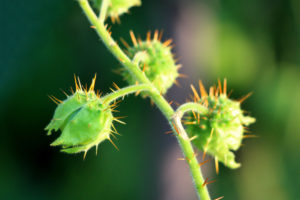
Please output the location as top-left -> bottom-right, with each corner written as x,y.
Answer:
78,0 -> 211,199
173,103 -> 210,199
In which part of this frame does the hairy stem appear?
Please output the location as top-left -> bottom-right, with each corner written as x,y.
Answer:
78,0 -> 211,199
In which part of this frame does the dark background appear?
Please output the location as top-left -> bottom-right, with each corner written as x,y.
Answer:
1,0 -> 299,199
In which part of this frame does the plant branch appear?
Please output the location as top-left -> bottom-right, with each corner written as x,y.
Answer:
172,102 -> 210,199
78,0 -> 211,199
102,84 -> 153,104
99,0 -> 109,22
175,102 -> 208,118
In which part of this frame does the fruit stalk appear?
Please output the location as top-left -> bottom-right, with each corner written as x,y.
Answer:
78,0 -> 211,199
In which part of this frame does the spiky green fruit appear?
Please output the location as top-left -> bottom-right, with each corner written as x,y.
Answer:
45,76 -> 116,155
186,80 -> 255,169
92,0 -> 141,19
122,31 -> 179,95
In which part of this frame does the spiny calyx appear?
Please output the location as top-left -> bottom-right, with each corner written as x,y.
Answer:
122,30 -> 179,95
185,79 -> 255,169
45,75 -> 119,156
92,0 -> 141,22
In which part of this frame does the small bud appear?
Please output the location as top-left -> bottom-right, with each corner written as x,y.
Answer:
122,30 -> 179,95
92,0 -> 141,19
45,75 -> 115,154
186,80 -> 255,169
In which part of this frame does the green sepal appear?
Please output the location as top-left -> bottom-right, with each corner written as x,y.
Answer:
46,89 -> 114,154
51,100 -> 112,146
45,92 -> 88,135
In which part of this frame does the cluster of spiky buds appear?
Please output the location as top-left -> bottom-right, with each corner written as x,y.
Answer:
45,75 -> 120,157
121,30 -> 180,95
185,79 -> 255,169
92,0 -> 141,23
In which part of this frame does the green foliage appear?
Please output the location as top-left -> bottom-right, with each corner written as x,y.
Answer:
211,23 -> 258,86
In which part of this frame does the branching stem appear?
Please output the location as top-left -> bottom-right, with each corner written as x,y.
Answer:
78,0 -> 211,199
172,103 -> 210,199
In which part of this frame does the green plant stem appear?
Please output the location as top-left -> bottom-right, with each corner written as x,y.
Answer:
78,1 -> 211,199
176,102 -> 208,118
79,0 -> 172,118
102,84 -> 153,104
172,103 -> 210,199
99,0 -> 109,22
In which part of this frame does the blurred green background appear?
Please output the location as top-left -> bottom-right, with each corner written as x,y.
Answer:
1,0 -> 299,199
